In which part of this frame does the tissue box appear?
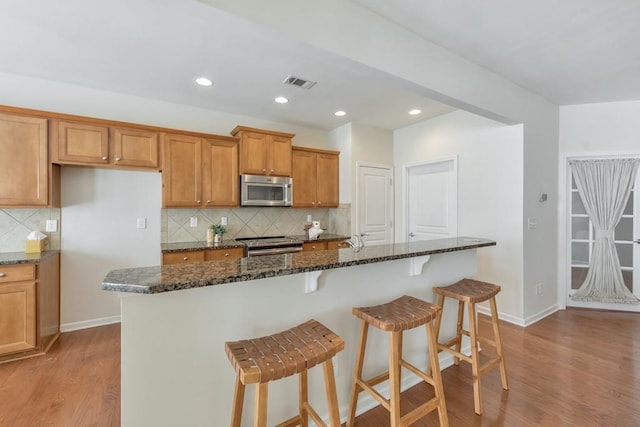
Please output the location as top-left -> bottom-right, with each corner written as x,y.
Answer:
25,239 -> 46,253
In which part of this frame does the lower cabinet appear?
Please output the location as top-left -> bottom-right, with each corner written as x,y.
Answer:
0,253 -> 60,363
303,240 -> 350,252
162,247 -> 245,265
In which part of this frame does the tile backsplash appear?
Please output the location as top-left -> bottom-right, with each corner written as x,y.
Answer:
162,204 -> 351,243
0,208 -> 61,252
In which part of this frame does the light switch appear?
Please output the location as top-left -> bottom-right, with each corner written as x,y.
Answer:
136,218 -> 147,229
45,220 -> 58,232
527,218 -> 538,229
190,217 -> 198,227
306,214 -> 313,222
221,216 -> 228,226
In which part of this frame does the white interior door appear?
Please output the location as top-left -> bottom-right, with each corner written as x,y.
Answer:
406,158 -> 458,242
566,159 -> 640,311
357,163 -> 393,246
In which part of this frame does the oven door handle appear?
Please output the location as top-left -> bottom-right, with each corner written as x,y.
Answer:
248,246 -> 303,256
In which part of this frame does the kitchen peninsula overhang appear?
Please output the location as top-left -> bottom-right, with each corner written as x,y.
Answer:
102,237 -> 495,294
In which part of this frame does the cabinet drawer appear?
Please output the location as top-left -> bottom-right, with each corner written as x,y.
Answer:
0,264 -> 36,283
162,251 -> 205,265
0,280 -> 37,355
205,247 -> 245,261
302,241 -> 328,252
327,240 -> 350,250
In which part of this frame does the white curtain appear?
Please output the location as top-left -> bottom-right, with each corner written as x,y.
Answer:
570,158 -> 640,304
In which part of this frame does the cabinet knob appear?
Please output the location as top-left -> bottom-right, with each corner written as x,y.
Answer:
0,273 -> 5,278
270,169 -> 274,173
311,245 -> 316,249
206,200 -> 211,204
317,202 -> 321,205
183,257 -> 188,261
196,200 -> 201,204
262,168 -> 267,173
115,157 -> 121,161
312,202 -> 316,205
102,156 -> 108,160
224,253 -> 229,257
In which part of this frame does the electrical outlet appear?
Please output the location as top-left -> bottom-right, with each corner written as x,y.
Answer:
527,218 -> 538,229
190,217 -> 198,227
136,218 -> 147,229
535,283 -> 543,295
306,214 -> 313,222
221,216 -> 228,226
45,220 -> 58,232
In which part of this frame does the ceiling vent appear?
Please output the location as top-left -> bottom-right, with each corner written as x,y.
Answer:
283,74 -> 317,90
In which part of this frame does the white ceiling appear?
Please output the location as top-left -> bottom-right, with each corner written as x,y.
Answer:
1,0 -> 639,132
355,0 -> 640,105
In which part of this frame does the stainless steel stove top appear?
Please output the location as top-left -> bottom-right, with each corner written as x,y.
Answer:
235,236 -> 303,248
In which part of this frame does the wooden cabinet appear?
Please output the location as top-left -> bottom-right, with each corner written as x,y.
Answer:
327,240 -> 350,250
292,147 -> 339,208
51,119 -> 160,170
0,112 -> 50,206
303,241 -> 328,252
162,134 -> 239,208
205,247 -> 245,261
163,247 -> 244,265
0,253 -> 60,363
162,250 -> 205,265
231,126 -> 294,177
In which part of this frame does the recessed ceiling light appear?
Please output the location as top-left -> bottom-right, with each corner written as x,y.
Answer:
195,77 -> 213,87
409,109 -> 422,115
275,96 -> 289,104
334,110 -> 346,117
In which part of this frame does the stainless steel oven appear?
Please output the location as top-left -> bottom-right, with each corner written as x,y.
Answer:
236,236 -> 303,257
240,174 -> 292,207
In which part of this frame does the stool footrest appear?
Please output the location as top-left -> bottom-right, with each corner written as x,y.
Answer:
438,344 -> 472,364
478,357 -> 503,378
401,397 -> 442,426
356,377 -> 391,410
400,359 -> 435,387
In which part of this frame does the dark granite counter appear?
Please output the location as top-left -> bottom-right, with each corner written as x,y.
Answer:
104,236 -> 495,294
161,239 -> 245,253
0,250 -> 61,265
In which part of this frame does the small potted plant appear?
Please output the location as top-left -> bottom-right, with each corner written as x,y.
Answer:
211,224 -> 226,243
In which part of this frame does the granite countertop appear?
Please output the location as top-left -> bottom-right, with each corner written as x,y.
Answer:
161,239 -> 245,253
104,237 -> 495,294
291,233 -> 350,243
0,250 -> 61,265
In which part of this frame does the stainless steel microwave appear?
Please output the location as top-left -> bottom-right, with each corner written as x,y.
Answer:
240,174 -> 292,207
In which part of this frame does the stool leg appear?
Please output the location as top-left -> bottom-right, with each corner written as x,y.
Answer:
490,297 -> 509,390
454,300 -> 465,366
322,358 -> 341,427
467,302 -> 483,415
389,331 -> 402,427
426,321 -> 449,427
347,321 -> 369,427
230,377 -> 245,427
299,370 -> 309,427
254,383 -> 268,427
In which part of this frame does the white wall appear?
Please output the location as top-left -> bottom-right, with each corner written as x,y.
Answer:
394,110 -> 526,321
60,168 -> 161,330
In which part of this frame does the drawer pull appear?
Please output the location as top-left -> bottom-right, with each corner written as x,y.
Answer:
224,253 -> 229,257
0,273 -> 5,277
102,156 -> 108,160
183,257 -> 188,261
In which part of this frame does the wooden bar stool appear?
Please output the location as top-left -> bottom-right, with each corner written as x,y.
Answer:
432,278 -> 509,415
347,295 -> 449,427
225,319 -> 344,427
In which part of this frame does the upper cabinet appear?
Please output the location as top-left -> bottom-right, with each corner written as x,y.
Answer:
231,126 -> 294,177
162,133 -> 239,208
51,119 -> 160,170
0,112 -> 52,207
292,147 -> 339,208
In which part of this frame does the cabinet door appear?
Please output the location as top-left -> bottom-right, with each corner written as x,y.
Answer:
0,281 -> 36,355
316,152 -> 339,208
268,135 -> 292,176
0,113 -> 49,206
239,132 -> 267,175
205,247 -> 245,261
292,150 -> 317,207
111,127 -> 160,169
53,120 -> 109,164
162,251 -> 205,265
162,134 -> 202,207
202,138 -> 239,207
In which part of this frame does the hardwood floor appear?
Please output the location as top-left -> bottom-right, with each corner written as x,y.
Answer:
1,309 -> 639,426
0,323 -> 120,427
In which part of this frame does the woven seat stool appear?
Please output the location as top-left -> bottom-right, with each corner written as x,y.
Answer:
432,278 -> 509,415
225,319 -> 344,427
347,295 -> 449,427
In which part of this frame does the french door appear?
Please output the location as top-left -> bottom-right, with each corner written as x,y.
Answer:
566,159 -> 640,310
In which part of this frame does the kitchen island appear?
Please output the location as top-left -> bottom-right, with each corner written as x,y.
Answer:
104,237 -> 495,426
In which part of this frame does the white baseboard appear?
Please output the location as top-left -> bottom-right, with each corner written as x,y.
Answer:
60,315 -> 121,332
522,304 -> 559,326
476,304 -> 558,327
